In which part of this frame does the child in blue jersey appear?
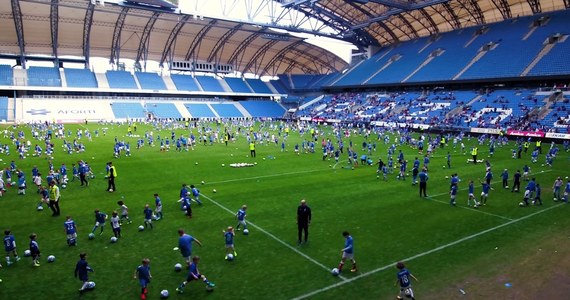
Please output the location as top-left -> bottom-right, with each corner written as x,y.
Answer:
449,185 -> 457,206
533,184 -> 542,205
223,226 -> 237,260
235,205 -> 247,231
395,262 -> 418,300
64,216 -> 78,246
4,229 -> 21,265
337,231 -> 357,273
91,209 -> 108,235
75,252 -> 94,294
143,204 -> 154,229
382,165 -> 388,181
447,152 -> 451,168
480,181 -> 490,205
178,196 -> 192,218
110,211 -> 121,238
467,180 -> 477,207
117,200 -> 132,225
133,258 -> 152,300
154,193 -> 162,220
176,256 -> 215,293
178,229 -> 202,266
29,233 -> 40,267
563,179 -> 570,203
190,185 -> 203,205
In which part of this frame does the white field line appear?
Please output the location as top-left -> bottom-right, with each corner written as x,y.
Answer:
292,203 -> 564,300
201,194 -> 348,281
205,169 -> 327,185
427,196 -> 513,221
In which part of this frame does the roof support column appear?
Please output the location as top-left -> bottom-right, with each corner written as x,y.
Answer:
83,1 -> 95,68
11,0 -> 26,68
50,0 -> 59,66
110,7 -> 129,67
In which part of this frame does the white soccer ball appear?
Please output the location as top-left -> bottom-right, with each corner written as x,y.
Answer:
195,162 -> 198,165
331,268 -> 340,276
138,225 -> 145,231
160,289 -> 169,298
201,180 -> 205,184
61,184 -> 67,189
243,229 -> 249,235
519,202 -> 525,207
221,164 -> 225,167
174,263 -> 182,272
24,249 -> 31,257
110,236 -> 118,243
213,189 -> 217,193
47,255 -> 56,262
86,281 -> 96,289
37,205 -> 44,211
109,189 -> 113,192
226,253 -> 234,261
88,233 -> 95,240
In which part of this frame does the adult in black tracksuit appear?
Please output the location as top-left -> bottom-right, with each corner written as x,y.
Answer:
297,199 -> 312,245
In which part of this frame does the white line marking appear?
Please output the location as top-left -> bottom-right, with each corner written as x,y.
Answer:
427,196 -> 513,221
292,203 -> 563,300
206,169 -> 327,185
201,194 -> 348,281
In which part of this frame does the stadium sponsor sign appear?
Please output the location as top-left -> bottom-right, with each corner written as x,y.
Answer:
470,128 -> 501,134
545,132 -> 570,140
506,129 -> 545,138
22,99 -> 114,122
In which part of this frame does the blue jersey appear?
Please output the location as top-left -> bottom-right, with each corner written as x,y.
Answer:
179,187 -> 189,198
137,265 -> 151,281
482,183 -> 490,194
4,235 -> 16,251
178,234 -> 195,256
236,209 -> 246,221
397,268 -> 413,288
95,212 -> 107,223
468,183 -> 474,194
144,207 -> 153,219
188,262 -> 199,279
155,196 -> 162,207
343,235 -> 354,254
526,180 -> 536,191
419,172 -> 428,183
224,232 -> 234,245
64,220 -> 77,234
191,187 -> 200,197
29,240 -> 40,254
535,186 -> 541,197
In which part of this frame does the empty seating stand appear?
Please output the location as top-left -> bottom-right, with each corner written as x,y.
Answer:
171,74 -> 201,91
0,97 -> 9,121
146,103 -> 182,119
184,103 -> 217,118
0,65 -> 13,85
210,103 -> 244,118
27,67 -> 61,87
106,71 -> 138,89
110,102 -> 146,119
195,76 -> 224,92
240,101 -> 285,118
224,77 -> 253,93
136,72 -> 167,90
245,79 -> 273,94
64,69 -> 98,88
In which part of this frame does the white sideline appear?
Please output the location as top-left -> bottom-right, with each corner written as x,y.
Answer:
292,203 -> 563,300
201,194 -> 348,281
427,196 -> 513,221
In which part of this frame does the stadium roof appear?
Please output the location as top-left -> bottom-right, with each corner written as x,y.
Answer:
0,0 -> 568,76
0,0 -> 348,76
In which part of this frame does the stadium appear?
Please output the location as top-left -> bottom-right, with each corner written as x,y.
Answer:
0,0 -> 569,299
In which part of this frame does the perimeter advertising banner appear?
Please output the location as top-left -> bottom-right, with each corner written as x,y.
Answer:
506,129 -> 545,138
21,99 -> 115,122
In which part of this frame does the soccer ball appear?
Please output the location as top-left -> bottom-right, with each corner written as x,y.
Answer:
201,180 -> 205,184
206,285 -> 214,292
221,164 -> 225,167
331,268 -> 340,276
243,229 -> 249,235
226,253 -> 234,261
110,236 -> 118,243
213,189 -> 217,193
160,289 -> 169,298
86,281 -> 96,290
24,249 -> 31,257
88,233 -> 95,240
138,225 -> 145,231
61,184 -> 67,189
47,255 -> 56,262
174,263 -> 182,272
109,189 -> 113,192
37,205 -> 44,211
519,202 -> 526,207
195,162 -> 198,165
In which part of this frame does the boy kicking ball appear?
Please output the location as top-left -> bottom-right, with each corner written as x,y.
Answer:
396,262 -> 418,300
176,256 -> 215,293
223,227 -> 237,260
134,258 -> 152,300
337,231 -> 357,273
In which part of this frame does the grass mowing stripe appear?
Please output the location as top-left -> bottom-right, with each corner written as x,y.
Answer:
205,169 -> 328,185
201,193 -> 349,281
292,203 -> 564,300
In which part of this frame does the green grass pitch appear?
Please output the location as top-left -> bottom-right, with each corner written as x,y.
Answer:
0,121 -> 568,299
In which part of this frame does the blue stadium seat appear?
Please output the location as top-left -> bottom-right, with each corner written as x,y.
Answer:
210,103 -> 244,118
224,77 -> 253,93
27,67 -> 61,87
239,101 -> 285,118
245,79 -> 273,94
171,74 -> 201,91
106,71 -> 138,89
185,103 -> 217,118
111,102 -> 146,119
64,69 -> 98,88
146,103 -> 181,118
0,97 -> 9,121
0,65 -> 13,86
135,72 -> 167,90
195,76 -> 224,92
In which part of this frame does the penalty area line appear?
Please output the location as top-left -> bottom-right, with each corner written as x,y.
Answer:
292,203 -> 563,300
201,194 -> 348,281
